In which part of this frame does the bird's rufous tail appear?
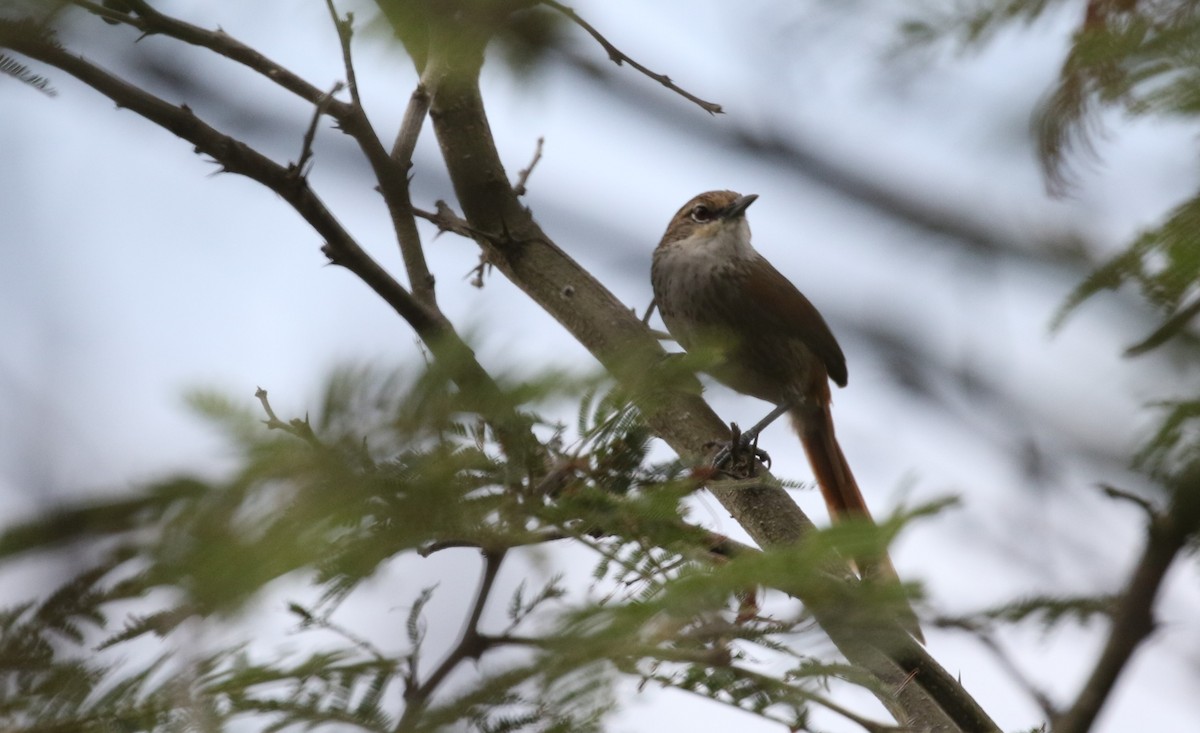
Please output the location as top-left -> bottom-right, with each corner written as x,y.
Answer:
793,402 -> 925,644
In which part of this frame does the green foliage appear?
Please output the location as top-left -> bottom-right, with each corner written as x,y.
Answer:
900,0 -> 1062,49
0,358 -> 940,732
907,2 -> 1200,359
939,593 -> 1116,635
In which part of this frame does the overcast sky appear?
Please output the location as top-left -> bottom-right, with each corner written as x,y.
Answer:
3,1 -> 1200,731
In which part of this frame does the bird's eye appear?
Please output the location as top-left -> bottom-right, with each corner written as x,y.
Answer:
690,205 -> 712,223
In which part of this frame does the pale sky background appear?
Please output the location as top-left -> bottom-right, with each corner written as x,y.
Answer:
3,1 -> 1200,731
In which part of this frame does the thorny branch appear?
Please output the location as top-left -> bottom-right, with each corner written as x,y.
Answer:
0,19 -> 538,464
421,23 -> 996,733
85,0 -> 353,116
292,84 -> 343,178
540,0 -> 723,114
3,5 -> 1011,732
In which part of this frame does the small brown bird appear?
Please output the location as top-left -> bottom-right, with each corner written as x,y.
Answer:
651,190 -> 922,642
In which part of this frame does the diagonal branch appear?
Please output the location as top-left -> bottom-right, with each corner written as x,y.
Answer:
540,0 -> 722,114
92,0 -> 353,116
419,26 -> 995,733
0,20 -> 529,462
390,82 -> 430,167
75,0 -> 439,306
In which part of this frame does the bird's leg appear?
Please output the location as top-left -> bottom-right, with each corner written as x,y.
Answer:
640,298 -> 658,325
712,403 -> 791,470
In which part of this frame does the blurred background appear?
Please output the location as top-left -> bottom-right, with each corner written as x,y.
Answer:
2,1 -> 1198,730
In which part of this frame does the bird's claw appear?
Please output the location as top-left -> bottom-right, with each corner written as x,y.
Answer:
709,423 -> 772,472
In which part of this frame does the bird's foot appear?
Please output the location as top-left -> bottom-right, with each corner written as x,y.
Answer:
709,422 -> 772,472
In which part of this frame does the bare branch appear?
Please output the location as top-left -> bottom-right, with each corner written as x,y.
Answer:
540,0 -> 722,114
399,550 -> 507,727
292,84 -> 343,178
318,1 -> 440,307
254,387 -> 324,449
109,0 -> 353,116
511,136 -> 545,196
1054,465 -> 1200,733
391,82 -> 430,166
0,22 -> 541,463
323,0 -> 363,111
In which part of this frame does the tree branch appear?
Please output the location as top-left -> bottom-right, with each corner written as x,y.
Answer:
540,0 -> 722,114
103,0 -> 352,115
320,4 -> 438,307
390,82 -> 430,167
511,136 -> 544,196
399,549 -> 507,729
0,21 -> 532,464
420,24 -> 994,733
1054,465 -> 1200,733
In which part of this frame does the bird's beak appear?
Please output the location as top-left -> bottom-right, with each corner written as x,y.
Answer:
720,193 -> 758,220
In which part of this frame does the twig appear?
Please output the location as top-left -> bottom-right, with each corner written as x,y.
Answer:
319,0 -> 442,309
540,0 -> 722,115
415,201 -> 479,238
466,254 -> 493,289
0,23 -> 542,464
254,387 -> 323,449
292,83 -> 343,178
390,82 -> 430,167
323,0 -> 364,112
400,550 -> 507,727
289,602 -> 390,663
511,136 -> 544,196
419,532 -> 569,557
106,0 -> 354,118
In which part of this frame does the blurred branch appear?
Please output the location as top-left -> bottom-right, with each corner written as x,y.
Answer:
559,50 -> 1087,264
1055,464 -> 1200,733
419,20 -> 995,732
398,550 -> 507,729
419,526 -> 756,564
938,617 -> 1058,720
540,0 -> 722,114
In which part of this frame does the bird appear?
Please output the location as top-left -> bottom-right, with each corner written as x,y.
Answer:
651,189 -> 922,642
